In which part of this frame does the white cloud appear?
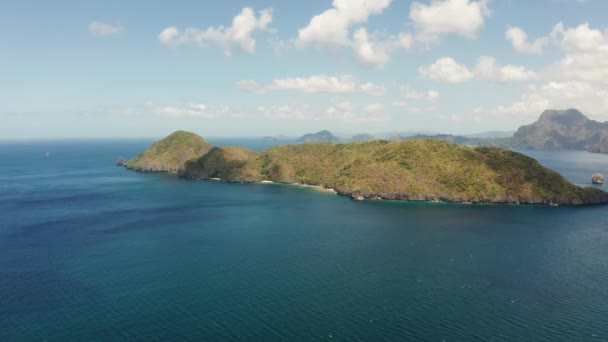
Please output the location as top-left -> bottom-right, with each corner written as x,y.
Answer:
270,74 -> 358,93
158,7 -> 272,56
551,22 -> 606,52
410,0 -> 490,43
352,28 -> 390,67
236,80 -> 266,95
419,57 -> 474,83
420,56 -> 537,83
505,27 -> 548,54
351,29 -> 414,68
400,85 -> 440,101
473,81 -> 608,120
236,74 -> 386,96
158,27 -> 179,45
360,82 -> 388,96
546,22 -> 608,83
259,102 -> 390,122
474,56 -> 537,82
294,0 -> 411,68
363,103 -> 385,113
89,21 -> 124,36
296,0 -> 392,48
155,103 -> 230,118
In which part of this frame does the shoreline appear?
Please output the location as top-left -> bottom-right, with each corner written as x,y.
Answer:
174,174 -> 596,207
119,165 -> 607,208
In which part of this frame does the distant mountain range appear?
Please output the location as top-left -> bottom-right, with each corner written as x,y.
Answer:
294,109 -> 608,154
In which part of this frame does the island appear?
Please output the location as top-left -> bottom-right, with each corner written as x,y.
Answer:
298,130 -> 341,143
117,131 -> 608,206
125,131 -> 212,172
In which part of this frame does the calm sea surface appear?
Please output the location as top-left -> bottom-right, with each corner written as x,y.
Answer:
1,139 -> 608,341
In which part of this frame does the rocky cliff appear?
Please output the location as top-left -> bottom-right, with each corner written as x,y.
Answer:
512,109 -> 608,150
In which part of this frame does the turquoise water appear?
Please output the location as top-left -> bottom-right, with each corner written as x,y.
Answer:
1,140 -> 608,341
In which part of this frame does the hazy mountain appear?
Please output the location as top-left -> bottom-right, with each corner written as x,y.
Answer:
298,130 -> 341,143
464,131 -> 515,139
350,134 -> 376,142
512,109 -> 608,150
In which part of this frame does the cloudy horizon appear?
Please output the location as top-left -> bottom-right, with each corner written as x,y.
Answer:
2,0 -> 607,139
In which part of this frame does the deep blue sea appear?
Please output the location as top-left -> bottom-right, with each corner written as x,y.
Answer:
1,138 -> 608,341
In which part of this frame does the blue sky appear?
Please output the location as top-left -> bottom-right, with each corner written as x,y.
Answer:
2,0 -> 608,139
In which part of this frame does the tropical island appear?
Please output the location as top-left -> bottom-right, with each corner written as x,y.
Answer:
119,130 -> 608,206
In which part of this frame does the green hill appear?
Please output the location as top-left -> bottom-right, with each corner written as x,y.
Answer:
126,131 -> 211,172
175,138 -> 608,206
179,146 -> 262,182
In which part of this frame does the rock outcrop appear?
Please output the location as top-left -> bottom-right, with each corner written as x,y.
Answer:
592,173 -> 605,185
115,157 -> 128,166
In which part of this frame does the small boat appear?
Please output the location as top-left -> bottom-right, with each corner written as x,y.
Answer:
43,152 -> 52,158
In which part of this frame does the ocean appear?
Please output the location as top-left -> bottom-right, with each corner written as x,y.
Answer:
1,138 -> 608,341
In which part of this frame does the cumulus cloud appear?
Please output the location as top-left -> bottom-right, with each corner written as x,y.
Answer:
419,56 -> 537,83
473,81 -> 608,120
551,22 -> 606,52
400,85 -> 440,101
351,29 -> 414,67
352,28 -> 390,67
359,82 -> 388,97
474,56 -> 538,82
270,74 -> 358,93
236,74 -> 387,96
546,22 -> 608,83
505,26 -> 548,54
419,57 -> 474,83
295,0 -> 411,67
158,7 -> 272,56
410,0 -> 490,43
296,0 -> 392,48
89,21 -> 124,36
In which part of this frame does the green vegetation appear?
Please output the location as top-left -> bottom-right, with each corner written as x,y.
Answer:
126,131 -> 211,172
180,146 -> 262,182
176,138 -> 608,205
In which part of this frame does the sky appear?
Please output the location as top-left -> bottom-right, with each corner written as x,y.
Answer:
2,0 -> 608,139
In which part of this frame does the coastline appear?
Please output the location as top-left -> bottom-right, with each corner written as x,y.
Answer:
124,166 -> 606,207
